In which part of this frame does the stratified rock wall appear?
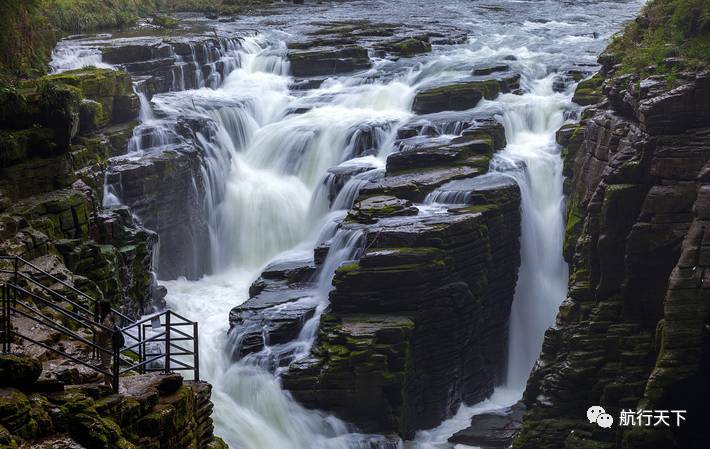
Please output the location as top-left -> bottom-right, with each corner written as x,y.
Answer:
514,65 -> 710,449
283,181 -> 521,438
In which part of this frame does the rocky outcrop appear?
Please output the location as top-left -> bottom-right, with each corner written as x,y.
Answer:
412,75 -> 520,114
0,356 -> 225,449
0,68 -> 160,318
514,63 -> 710,449
268,112 -> 521,437
449,402 -> 525,449
288,45 -> 371,77
282,179 -> 521,437
101,36 -> 244,94
106,144 -> 210,281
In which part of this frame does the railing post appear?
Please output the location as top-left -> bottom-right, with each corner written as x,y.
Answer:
13,257 -> 18,288
138,324 -> 144,374
193,321 -> 200,381
2,284 -> 8,353
112,329 -> 120,393
5,284 -> 11,353
164,312 -> 171,374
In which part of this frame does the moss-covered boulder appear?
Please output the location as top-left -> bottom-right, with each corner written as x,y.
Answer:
0,355 -> 42,388
375,35 -> 432,57
412,75 -> 520,114
572,74 -> 604,106
42,68 -> 139,127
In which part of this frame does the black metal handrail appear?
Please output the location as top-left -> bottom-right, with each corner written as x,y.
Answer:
0,256 -> 200,392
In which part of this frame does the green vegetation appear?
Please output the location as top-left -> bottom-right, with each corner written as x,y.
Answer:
39,0 -> 273,34
0,1 -> 55,79
0,0 -> 273,79
608,0 -> 710,76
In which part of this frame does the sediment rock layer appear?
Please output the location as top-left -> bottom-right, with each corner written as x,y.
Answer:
274,117 -> 521,437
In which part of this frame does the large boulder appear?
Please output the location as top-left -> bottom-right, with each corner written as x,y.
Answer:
105,145 -> 210,280
0,356 -> 42,388
288,45 -> 371,76
412,75 -> 520,114
284,180 -> 522,437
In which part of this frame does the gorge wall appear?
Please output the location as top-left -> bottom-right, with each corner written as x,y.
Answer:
514,2 -> 710,448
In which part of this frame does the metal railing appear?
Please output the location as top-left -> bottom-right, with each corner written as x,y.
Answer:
0,256 -> 199,392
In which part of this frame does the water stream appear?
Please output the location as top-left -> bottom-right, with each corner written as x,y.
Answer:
52,1 -> 646,448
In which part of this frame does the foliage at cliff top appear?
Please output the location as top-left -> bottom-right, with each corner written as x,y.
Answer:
608,0 -> 710,76
0,0 -> 271,80
0,0 -> 54,79
40,0 -> 272,34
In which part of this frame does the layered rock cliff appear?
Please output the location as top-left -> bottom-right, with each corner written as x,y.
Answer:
514,1 -> 710,447
0,355 -> 225,449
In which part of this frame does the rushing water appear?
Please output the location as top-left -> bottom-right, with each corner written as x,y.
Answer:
53,1 -> 646,448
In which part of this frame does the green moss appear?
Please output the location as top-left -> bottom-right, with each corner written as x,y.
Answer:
150,14 -> 179,28
0,1 -> 56,79
572,74 -> 605,106
336,262 -> 360,274
607,0 -> 710,78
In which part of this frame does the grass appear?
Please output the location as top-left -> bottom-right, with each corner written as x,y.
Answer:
38,0 -> 274,34
607,0 -> 710,77
0,0 -> 274,80
0,0 -> 55,80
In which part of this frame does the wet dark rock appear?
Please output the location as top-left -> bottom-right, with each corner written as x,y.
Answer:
347,195 -> 419,223
288,45 -> 371,76
412,75 -> 520,114
102,44 -> 164,65
290,78 -> 326,91
359,165 -> 483,203
472,63 -> 510,76
375,35 -> 432,57
450,402 -> 525,448
412,82 -> 485,114
284,190 -> 522,437
229,257 -> 318,360
105,145 -> 210,280
386,133 -> 493,173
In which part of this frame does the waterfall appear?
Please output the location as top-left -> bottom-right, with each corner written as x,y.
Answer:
43,0 -> 645,446
164,35 -> 571,449
491,75 -> 570,389
50,43 -> 113,73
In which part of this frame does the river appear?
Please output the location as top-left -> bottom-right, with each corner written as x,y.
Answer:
51,1 -> 646,448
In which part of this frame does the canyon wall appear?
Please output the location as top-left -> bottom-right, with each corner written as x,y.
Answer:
514,4 -> 710,447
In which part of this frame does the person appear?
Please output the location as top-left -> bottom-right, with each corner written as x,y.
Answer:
95,300 -> 120,387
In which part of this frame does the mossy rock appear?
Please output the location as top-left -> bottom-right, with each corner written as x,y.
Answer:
412,78 -> 515,114
41,68 -> 138,125
208,436 -> 229,449
151,15 -> 180,28
0,355 -> 42,387
79,99 -> 105,134
68,412 -> 121,449
572,74 -> 605,106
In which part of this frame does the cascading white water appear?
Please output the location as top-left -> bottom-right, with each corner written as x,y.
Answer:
492,76 -> 571,389
158,33 -> 416,449
50,43 -> 114,73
